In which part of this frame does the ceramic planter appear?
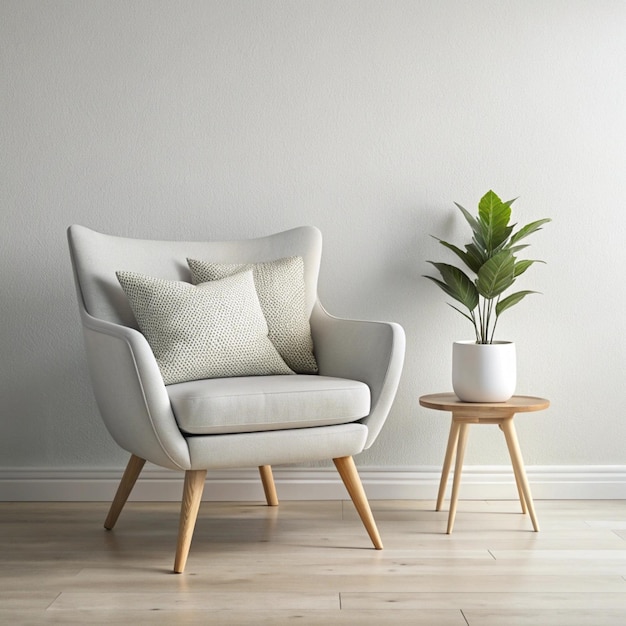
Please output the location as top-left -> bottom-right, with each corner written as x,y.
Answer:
452,340 -> 516,402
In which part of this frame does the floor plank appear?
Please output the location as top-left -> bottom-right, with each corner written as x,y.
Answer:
0,608 -> 467,625
1,499 -> 626,624
340,591 -> 626,610
48,591 -> 340,611
462,609 -> 626,626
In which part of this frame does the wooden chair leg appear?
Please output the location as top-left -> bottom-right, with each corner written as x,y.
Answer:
173,469 -> 207,574
258,465 -> 279,506
104,454 -> 146,530
333,456 -> 383,550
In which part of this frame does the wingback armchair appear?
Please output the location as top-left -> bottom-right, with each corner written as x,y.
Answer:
67,225 -> 405,573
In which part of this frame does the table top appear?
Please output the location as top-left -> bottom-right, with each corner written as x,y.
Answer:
419,393 -> 550,414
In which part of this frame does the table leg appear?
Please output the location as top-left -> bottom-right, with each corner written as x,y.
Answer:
501,418 -> 539,532
512,467 -> 528,514
447,421 -> 469,534
436,418 -> 460,511
499,422 -> 527,514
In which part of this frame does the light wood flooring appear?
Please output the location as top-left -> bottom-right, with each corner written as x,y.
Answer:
2,498 -> 626,625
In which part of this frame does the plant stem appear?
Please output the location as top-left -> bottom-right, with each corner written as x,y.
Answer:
471,311 -> 480,342
489,297 -> 500,343
486,298 -> 495,344
490,318 -> 497,344
482,298 -> 489,344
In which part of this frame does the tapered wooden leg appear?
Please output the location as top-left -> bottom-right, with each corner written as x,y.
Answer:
173,469 -> 207,574
511,465 -> 528,514
259,465 -> 279,506
447,422 -> 469,534
499,423 -> 528,514
436,419 -> 460,511
333,456 -> 383,550
501,419 -> 539,532
104,454 -> 146,530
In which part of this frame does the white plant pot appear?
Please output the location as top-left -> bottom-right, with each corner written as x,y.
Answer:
452,340 -> 516,402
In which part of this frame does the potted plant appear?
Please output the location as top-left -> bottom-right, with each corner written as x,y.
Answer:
424,190 -> 550,402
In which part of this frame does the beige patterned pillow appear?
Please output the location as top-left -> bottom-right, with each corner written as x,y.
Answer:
116,269 -> 294,385
187,256 -> 318,374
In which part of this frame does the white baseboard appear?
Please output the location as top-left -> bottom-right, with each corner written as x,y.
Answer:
1,465 -> 626,501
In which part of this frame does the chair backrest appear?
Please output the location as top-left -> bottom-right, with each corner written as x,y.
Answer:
67,225 -> 323,328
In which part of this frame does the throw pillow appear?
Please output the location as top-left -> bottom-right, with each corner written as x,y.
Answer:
116,269 -> 294,385
187,256 -> 318,374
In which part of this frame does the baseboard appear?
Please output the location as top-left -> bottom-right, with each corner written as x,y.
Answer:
1,465 -> 625,501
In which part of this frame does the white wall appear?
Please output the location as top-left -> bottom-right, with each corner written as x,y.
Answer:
2,1 -> 625,481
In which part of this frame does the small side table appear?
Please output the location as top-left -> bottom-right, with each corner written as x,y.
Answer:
419,393 -> 549,534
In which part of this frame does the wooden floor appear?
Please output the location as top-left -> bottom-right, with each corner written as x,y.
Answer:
2,499 -> 626,625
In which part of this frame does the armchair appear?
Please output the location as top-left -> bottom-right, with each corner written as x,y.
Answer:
67,225 -> 405,573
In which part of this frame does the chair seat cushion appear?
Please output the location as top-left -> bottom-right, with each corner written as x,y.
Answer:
167,375 -> 371,435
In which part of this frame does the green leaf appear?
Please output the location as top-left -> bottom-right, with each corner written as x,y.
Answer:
435,238 -> 476,272
476,250 -> 515,298
448,302 -> 477,324
471,231 -> 488,254
454,202 -> 480,234
455,202 -> 490,251
508,244 -> 529,255
514,258 -> 545,277
478,190 -> 512,253
464,242 -> 486,273
423,275 -> 471,309
492,226 -> 514,254
495,290 -> 537,316
424,262 -> 479,311
509,218 -> 551,245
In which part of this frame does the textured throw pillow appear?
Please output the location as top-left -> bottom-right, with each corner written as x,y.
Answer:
116,269 -> 294,385
187,256 -> 318,374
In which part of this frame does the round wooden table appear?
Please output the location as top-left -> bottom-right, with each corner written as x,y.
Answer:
419,393 -> 550,534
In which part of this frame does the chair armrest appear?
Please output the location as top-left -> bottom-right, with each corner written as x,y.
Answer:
310,302 -> 405,449
79,311 -> 191,470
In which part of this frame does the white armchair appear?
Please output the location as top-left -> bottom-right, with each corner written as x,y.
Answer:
67,225 -> 405,573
